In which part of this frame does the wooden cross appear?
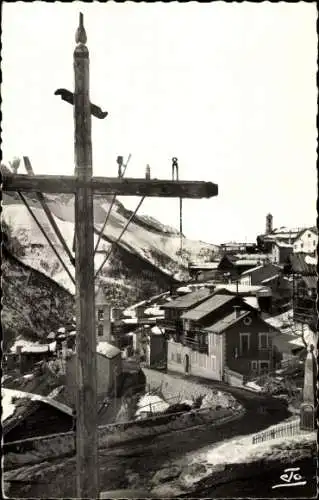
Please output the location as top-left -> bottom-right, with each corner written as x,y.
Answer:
2,13 -> 218,499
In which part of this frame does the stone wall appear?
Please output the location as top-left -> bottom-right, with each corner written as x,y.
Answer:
4,404 -> 243,470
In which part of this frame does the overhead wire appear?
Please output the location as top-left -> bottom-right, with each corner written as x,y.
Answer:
94,195 -> 145,280
94,154 -> 131,255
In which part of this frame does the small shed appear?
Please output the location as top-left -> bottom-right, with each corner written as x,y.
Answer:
146,326 -> 167,369
65,341 -> 122,405
2,388 -> 73,443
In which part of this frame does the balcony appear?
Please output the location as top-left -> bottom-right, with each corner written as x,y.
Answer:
184,337 -> 208,354
157,318 -> 183,332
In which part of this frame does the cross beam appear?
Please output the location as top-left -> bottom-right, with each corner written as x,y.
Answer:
2,172 -> 218,198
5,12 -> 219,499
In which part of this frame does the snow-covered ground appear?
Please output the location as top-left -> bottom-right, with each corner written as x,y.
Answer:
3,197 -> 217,291
192,424 -> 315,471
135,393 -> 169,417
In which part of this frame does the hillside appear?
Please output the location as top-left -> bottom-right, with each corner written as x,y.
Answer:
2,192 -> 219,299
1,246 -> 74,351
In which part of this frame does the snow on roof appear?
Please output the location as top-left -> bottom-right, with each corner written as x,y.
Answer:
10,338 -> 56,354
58,327 -> 66,334
176,286 -> 193,293
261,274 -> 280,284
144,306 -> 164,317
240,265 -> 264,276
161,288 -> 212,309
243,297 -> 259,309
214,284 -> 270,295
235,260 -> 261,266
2,388 -> 73,423
305,255 -> 317,265
189,262 -> 219,270
151,326 -> 163,335
135,394 -> 169,416
122,318 -> 138,325
97,341 -> 121,359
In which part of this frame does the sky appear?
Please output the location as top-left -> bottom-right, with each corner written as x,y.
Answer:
2,1 -> 317,245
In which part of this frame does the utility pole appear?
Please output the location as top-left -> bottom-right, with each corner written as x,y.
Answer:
73,13 -> 99,498
2,13 -> 219,497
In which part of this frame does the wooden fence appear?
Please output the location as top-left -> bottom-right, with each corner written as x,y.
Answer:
252,419 -> 300,444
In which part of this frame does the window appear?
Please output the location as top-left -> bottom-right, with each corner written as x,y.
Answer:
240,333 -> 250,354
97,308 -> 104,321
251,360 -> 258,371
199,355 -> 207,368
259,361 -> 270,374
259,333 -> 269,350
171,351 -> 175,361
97,324 -> 104,337
301,243 -> 304,249
176,353 -> 182,364
211,355 -> 216,371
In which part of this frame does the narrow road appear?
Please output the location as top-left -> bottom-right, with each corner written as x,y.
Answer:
5,373 -> 291,498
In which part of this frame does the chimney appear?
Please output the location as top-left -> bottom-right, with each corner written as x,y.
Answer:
233,305 -> 240,318
145,164 -> 151,179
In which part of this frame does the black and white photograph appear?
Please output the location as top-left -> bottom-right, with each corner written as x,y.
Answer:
1,2 -> 317,498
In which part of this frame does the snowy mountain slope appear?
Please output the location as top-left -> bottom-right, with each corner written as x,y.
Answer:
2,193 -> 218,293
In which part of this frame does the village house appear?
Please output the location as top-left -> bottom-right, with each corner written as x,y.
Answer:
3,388 -> 73,443
293,227 -> 318,255
95,286 -> 112,343
239,263 -> 282,287
64,341 -> 122,407
271,241 -> 294,265
4,342 -> 57,374
159,288 -> 214,340
145,325 -> 167,369
166,290 -> 281,383
285,253 -> 317,328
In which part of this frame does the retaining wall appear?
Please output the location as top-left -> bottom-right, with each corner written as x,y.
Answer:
4,405 -> 242,470
143,367 -> 218,401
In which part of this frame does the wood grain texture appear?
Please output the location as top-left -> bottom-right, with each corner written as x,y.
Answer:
3,174 -> 218,198
73,15 -> 99,498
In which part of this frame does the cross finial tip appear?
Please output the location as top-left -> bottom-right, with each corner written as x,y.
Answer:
75,12 -> 87,44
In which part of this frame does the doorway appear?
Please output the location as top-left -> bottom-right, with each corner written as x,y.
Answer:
184,354 -> 190,374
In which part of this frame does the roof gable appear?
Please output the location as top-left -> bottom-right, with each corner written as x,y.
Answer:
204,310 -> 251,333
181,294 -> 236,321
161,288 -> 213,309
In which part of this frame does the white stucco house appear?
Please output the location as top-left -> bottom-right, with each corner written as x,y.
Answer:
293,228 -> 317,255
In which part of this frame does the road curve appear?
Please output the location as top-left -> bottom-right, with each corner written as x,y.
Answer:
5,373 -> 290,498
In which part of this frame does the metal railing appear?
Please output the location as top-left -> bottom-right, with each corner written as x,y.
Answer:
252,420 -> 300,444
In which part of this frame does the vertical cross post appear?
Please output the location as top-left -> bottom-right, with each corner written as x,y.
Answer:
73,13 -> 99,498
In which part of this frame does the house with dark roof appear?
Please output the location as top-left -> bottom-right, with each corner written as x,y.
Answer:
239,263 -> 282,287
3,388 -> 74,443
158,288 -> 214,340
167,291 -> 281,382
271,241 -> 294,265
284,253 -> 317,328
